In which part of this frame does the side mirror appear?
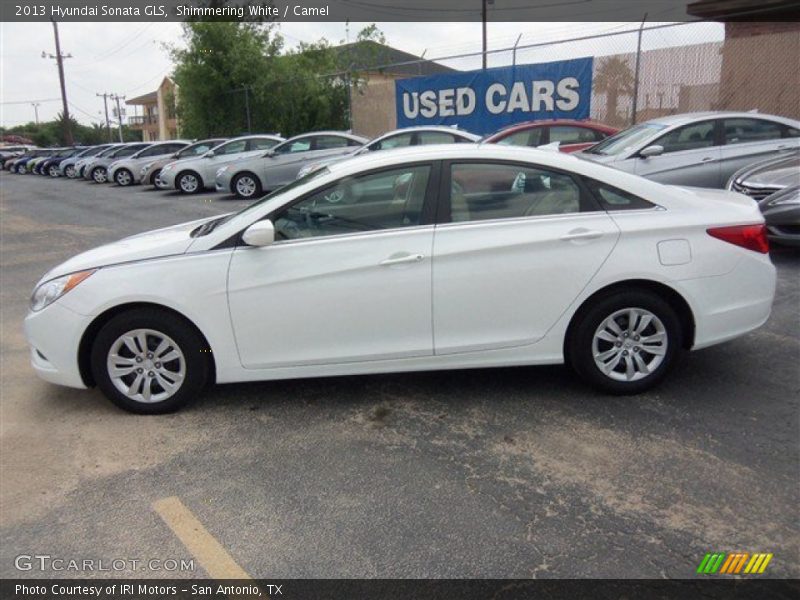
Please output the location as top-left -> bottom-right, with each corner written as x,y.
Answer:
640,145 -> 664,158
204,150 -> 215,158
242,220 -> 275,247
263,149 -> 276,158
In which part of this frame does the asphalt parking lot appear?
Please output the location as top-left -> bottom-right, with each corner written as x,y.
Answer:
0,172 -> 798,579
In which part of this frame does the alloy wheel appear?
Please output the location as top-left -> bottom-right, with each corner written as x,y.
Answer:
179,173 -> 199,193
235,176 -> 257,198
93,168 -> 107,183
116,170 -> 132,186
591,307 -> 668,382
49,165 -> 59,177
65,165 -> 75,178
106,328 -> 186,404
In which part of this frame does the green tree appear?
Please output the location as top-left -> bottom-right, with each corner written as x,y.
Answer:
594,56 -> 635,127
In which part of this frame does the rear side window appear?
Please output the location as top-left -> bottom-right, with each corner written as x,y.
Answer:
723,118 -> 783,145
448,162 -> 586,223
549,126 -> 603,144
657,121 -> 716,153
250,138 -> 280,151
314,135 -> 350,150
586,179 -> 655,210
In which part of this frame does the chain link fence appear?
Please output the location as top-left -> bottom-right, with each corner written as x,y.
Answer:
345,21 -> 799,136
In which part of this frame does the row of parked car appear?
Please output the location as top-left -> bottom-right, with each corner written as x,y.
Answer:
3,111 -> 798,245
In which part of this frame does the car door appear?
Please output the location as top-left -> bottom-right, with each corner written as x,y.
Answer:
718,118 -> 800,183
432,160 -> 619,354
633,119 -> 722,187
227,163 -> 438,369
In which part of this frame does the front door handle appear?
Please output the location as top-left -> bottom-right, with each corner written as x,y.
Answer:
700,156 -> 714,163
380,253 -> 425,266
560,229 -> 603,242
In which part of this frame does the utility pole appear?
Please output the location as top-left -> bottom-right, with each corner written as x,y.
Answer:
481,0 -> 493,70
42,20 -> 73,144
96,93 -> 112,141
110,94 -> 125,142
31,102 -> 41,124
631,13 -> 648,126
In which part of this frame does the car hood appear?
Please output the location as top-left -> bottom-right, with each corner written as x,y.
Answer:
40,215 -> 218,282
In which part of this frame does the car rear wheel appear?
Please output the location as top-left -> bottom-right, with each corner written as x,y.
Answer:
115,168 -> 133,186
90,308 -> 210,414
177,171 -> 202,194
64,164 -> 76,178
233,173 -> 262,199
92,167 -> 107,183
568,290 -> 684,394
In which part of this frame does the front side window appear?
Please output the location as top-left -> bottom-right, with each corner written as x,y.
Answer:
273,165 -> 431,241
314,135 -> 350,150
417,131 -> 457,145
216,140 -> 247,155
250,137 -> 280,151
723,118 -> 783,145
656,121 -> 716,154
448,162 -> 584,223
370,132 -> 413,151
275,139 -> 312,154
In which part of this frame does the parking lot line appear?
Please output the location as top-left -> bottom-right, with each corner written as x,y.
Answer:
153,496 -> 252,579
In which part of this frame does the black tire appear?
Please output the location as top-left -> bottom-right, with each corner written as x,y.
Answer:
568,289 -> 684,395
232,172 -> 262,199
90,308 -> 210,414
148,168 -> 162,187
177,170 -> 203,194
114,168 -> 134,186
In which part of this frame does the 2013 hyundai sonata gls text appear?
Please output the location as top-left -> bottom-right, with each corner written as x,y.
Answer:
25,145 -> 776,413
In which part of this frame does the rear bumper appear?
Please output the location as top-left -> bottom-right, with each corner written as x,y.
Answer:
680,253 -> 776,350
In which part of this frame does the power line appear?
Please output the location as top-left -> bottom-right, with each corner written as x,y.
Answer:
0,98 -> 62,105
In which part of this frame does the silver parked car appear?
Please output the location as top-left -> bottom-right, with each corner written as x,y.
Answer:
145,138 -> 228,188
83,143 -> 152,183
727,151 -> 800,246
577,111 -> 800,188
59,145 -> 113,178
158,134 -> 284,194
296,126 -> 480,179
215,131 -> 368,199
107,141 -> 190,186
72,145 -> 122,179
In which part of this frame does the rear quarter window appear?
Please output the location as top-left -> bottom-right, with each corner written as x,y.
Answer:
585,178 -> 655,210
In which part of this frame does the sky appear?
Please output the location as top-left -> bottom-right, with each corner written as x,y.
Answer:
0,21 -> 723,128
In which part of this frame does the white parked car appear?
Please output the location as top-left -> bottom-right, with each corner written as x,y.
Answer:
107,141 -> 190,186
25,145 -> 776,413
158,134 -> 284,193
577,111 -> 800,188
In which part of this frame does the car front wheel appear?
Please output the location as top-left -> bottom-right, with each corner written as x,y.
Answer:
177,171 -> 202,194
64,165 -> 76,178
92,167 -> 107,183
90,308 -> 210,413
568,290 -> 684,394
233,173 -> 262,199
48,165 -> 59,177
115,168 -> 133,186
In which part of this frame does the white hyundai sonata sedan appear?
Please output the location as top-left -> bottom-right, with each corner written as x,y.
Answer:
25,145 -> 776,413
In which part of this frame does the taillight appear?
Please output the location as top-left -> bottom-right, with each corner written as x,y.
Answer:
707,224 -> 769,254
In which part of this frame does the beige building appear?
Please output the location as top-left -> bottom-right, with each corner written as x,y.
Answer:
126,77 -> 179,141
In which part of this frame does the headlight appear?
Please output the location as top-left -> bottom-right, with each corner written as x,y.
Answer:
30,270 -> 96,312
162,164 -> 175,172
216,166 -> 229,178
108,161 -> 118,170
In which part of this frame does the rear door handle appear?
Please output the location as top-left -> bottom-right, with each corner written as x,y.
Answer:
380,253 -> 424,266
700,156 -> 714,163
560,229 -> 603,242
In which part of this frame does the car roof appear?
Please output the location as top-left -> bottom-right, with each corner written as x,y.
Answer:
282,131 -> 369,143
488,119 -> 618,136
642,111 -> 800,128
372,126 -> 481,141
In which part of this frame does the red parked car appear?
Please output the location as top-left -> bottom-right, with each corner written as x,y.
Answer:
483,119 -> 619,153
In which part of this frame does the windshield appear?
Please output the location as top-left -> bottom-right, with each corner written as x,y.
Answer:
180,140 -> 225,158
192,167 -> 331,237
584,123 -> 667,156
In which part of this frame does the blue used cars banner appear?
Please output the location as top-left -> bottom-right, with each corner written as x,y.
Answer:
395,57 -> 593,135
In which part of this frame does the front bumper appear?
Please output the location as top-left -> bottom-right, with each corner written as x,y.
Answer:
24,302 -> 91,389
157,169 -> 177,189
